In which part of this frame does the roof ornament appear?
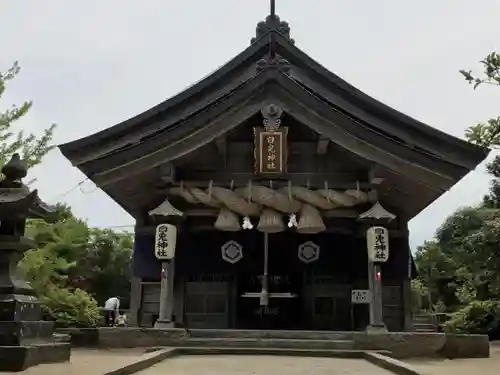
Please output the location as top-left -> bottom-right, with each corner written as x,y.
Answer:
148,197 -> 183,217
261,104 -> 283,132
358,201 -> 396,222
254,1 -> 292,75
251,0 -> 295,45
256,55 -> 291,75
255,31 -> 291,75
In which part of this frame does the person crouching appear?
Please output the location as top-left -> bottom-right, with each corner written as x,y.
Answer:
103,296 -> 120,327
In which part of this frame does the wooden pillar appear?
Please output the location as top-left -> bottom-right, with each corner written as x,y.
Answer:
173,275 -> 185,324
402,225 -> 413,331
154,260 -> 175,328
128,276 -> 142,327
402,278 -> 413,331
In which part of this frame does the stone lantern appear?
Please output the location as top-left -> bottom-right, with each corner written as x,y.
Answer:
0,154 -> 71,371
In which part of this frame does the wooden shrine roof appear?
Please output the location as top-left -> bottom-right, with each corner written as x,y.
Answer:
58,12 -> 489,218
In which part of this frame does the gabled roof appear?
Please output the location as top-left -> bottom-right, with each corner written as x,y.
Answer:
58,12 -> 489,218
59,13 -> 488,169
83,69 -> 465,189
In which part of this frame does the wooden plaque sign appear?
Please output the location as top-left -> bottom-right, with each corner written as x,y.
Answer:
254,127 -> 288,176
254,104 -> 288,177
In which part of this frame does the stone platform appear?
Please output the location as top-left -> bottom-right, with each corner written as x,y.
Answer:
56,328 -> 489,359
0,320 -> 71,371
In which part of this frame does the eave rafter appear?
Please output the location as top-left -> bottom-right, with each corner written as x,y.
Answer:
316,136 -> 329,156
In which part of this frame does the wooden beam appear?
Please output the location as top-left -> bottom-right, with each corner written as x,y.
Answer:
169,172 -> 370,190
369,164 -> 385,185
215,136 -> 226,154
317,136 -> 329,155
134,223 -> 405,237
223,141 -> 354,157
158,163 -> 176,184
177,208 -> 362,218
215,136 -> 227,169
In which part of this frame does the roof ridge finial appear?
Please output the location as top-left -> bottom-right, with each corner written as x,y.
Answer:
251,0 -> 295,45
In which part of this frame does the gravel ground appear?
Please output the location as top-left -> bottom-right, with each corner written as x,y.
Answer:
406,344 -> 500,375
4,344 -> 499,375
0,348 -> 149,375
136,355 -> 394,375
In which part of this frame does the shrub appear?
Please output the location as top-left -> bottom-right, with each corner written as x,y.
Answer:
40,285 -> 101,328
443,299 -> 500,338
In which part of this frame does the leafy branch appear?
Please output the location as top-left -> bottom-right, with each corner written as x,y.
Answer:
0,61 -> 56,168
460,52 -> 500,148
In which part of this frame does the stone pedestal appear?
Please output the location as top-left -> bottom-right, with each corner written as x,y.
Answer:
0,241 -> 70,371
154,320 -> 175,328
0,154 -> 71,371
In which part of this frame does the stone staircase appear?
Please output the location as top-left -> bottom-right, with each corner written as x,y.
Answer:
53,333 -> 71,343
412,312 -> 437,332
172,329 -> 383,356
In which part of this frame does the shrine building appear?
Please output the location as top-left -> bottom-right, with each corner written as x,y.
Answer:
59,7 -> 488,332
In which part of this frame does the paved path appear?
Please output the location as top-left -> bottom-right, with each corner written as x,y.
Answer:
407,345 -> 500,375
0,348 -> 148,375
5,345 -> 500,375
136,355 -> 393,375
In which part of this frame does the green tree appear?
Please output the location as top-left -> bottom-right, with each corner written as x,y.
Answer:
460,52 -> 500,148
70,228 -> 133,307
21,204 -> 133,324
19,207 -> 102,326
0,61 -> 55,168
412,54 -> 500,334
437,207 -> 500,300
414,240 -> 457,311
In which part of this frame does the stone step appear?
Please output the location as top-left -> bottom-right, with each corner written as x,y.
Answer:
182,337 -> 355,350
413,323 -> 435,328
413,316 -> 432,322
414,328 -> 436,333
414,323 -> 436,332
188,329 -> 355,341
175,346 -> 391,358
413,315 -> 432,321
53,333 -> 71,343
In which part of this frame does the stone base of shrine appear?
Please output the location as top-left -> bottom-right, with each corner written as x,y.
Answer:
0,342 -> 71,371
56,328 -> 490,359
0,320 -> 71,371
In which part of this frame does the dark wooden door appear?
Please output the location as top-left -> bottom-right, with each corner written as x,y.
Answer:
382,284 -> 403,331
184,274 -> 233,329
305,275 -> 352,330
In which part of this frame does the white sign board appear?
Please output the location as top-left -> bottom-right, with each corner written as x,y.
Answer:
366,226 -> 389,263
154,223 -> 177,260
351,289 -> 371,304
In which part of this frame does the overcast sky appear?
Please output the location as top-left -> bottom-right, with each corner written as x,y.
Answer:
1,0 -> 499,249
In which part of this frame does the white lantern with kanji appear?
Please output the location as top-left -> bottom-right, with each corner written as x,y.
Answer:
366,226 -> 389,263
154,223 -> 177,260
